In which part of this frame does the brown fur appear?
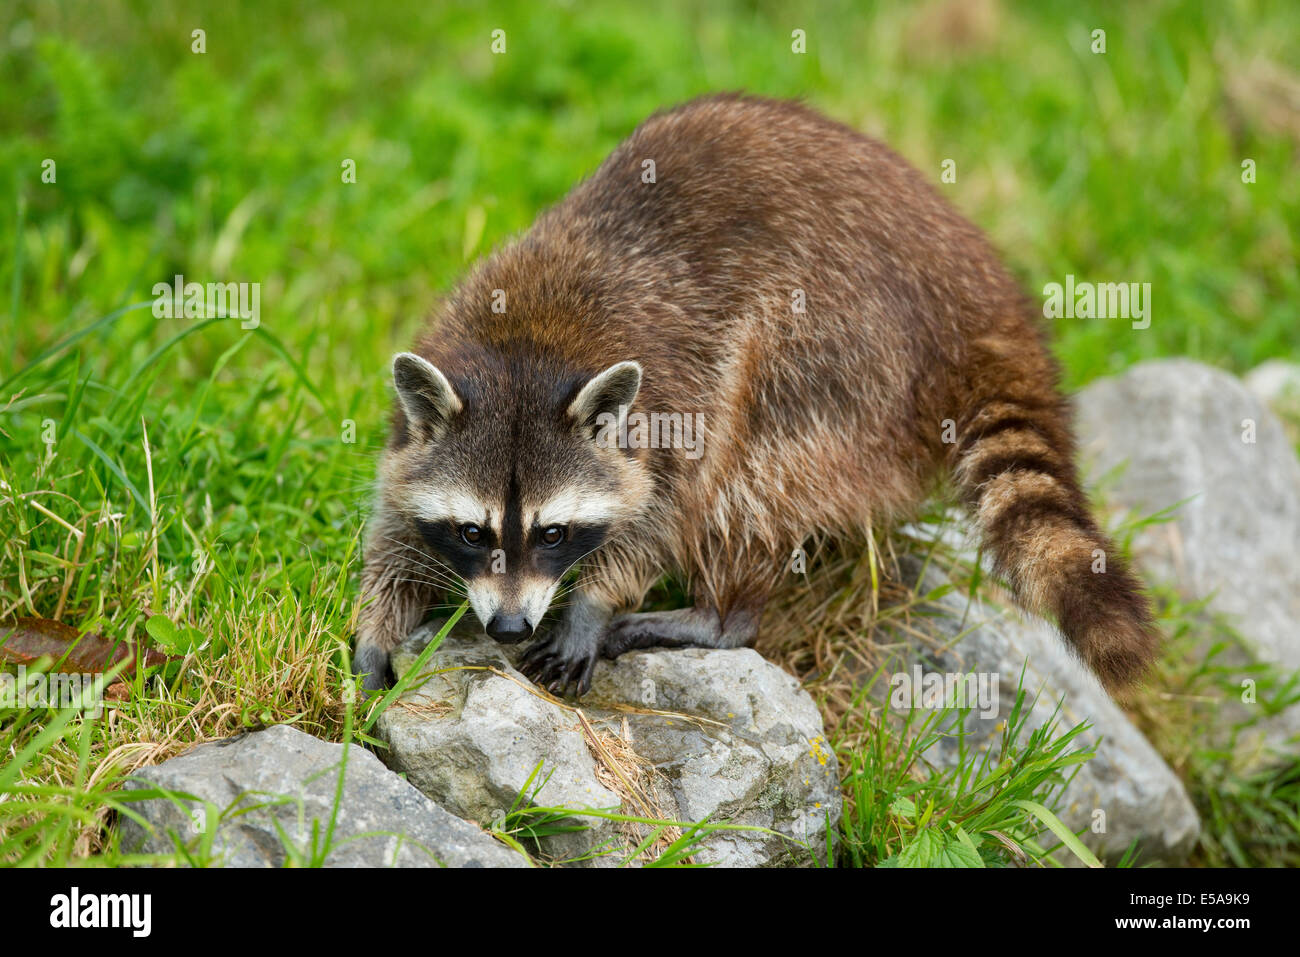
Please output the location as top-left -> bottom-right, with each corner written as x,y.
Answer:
356,93 -> 1159,695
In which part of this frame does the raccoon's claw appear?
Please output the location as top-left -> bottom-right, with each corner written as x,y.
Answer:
518,639 -> 552,675
519,638 -> 597,697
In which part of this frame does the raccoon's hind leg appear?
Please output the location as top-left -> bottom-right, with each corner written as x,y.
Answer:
600,603 -> 764,659
598,534 -> 775,660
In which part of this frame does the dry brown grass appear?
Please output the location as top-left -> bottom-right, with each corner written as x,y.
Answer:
575,711 -> 686,863
756,529 -> 983,756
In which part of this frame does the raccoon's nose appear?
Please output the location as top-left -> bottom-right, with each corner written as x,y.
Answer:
486,612 -> 532,644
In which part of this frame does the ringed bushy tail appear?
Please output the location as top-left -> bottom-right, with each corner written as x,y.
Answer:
950,342 -> 1160,693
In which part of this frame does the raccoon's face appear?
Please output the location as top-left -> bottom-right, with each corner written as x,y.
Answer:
383,351 -> 651,643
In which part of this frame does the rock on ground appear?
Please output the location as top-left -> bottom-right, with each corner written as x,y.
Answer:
119,723 -> 525,867
1245,358 -> 1300,424
374,621 -> 623,865
876,557 -> 1201,865
376,617 -> 840,867
1076,358 -> 1300,754
584,640 -> 840,867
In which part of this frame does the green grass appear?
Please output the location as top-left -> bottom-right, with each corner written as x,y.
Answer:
837,673 -> 1105,868
1,0 -> 1298,866
1127,589 -> 1300,867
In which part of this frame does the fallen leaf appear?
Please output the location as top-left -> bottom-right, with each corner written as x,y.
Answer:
0,617 -> 175,675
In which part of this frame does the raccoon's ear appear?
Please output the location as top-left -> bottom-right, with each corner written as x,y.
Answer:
392,352 -> 462,438
568,360 -> 642,436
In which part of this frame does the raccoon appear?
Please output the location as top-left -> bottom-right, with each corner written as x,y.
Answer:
354,93 -> 1159,697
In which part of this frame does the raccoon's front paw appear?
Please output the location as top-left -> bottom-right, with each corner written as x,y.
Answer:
353,642 -> 392,696
519,633 -> 599,697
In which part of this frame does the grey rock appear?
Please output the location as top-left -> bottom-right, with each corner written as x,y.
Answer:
377,622 -> 622,865
876,557 -> 1201,865
1245,358 -> 1300,422
376,617 -> 840,867
1076,359 -> 1300,753
583,643 -> 841,867
119,723 -> 524,867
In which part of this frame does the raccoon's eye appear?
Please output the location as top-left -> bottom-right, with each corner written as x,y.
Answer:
459,524 -> 484,547
540,525 -> 566,548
